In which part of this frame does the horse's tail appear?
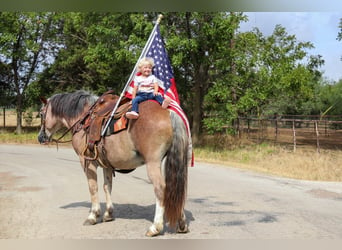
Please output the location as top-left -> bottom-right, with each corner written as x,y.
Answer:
164,111 -> 189,228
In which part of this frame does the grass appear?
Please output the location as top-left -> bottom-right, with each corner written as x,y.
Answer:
0,131 -> 40,144
0,130 -> 72,145
195,134 -> 342,182
194,145 -> 342,181
1,130 -> 342,182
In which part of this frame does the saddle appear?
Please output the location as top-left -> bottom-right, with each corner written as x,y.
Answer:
81,91 -> 131,154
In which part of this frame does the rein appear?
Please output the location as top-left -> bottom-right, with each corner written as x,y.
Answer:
51,121 -> 78,144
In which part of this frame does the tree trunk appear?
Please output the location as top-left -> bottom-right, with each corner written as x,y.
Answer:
2,107 -> 5,128
192,64 -> 208,145
192,79 -> 202,145
15,94 -> 23,134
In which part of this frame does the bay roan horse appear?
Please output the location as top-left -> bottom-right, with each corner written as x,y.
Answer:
38,90 -> 190,237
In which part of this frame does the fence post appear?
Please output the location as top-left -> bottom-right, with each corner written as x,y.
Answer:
325,119 -> 328,136
274,114 -> 278,142
2,107 -> 5,128
292,119 -> 296,152
247,118 -> 250,139
315,121 -> 320,154
237,117 -> 240,138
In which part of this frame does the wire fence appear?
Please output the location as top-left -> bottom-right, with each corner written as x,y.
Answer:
0,108 -> 41,128
236,115 -> 342,152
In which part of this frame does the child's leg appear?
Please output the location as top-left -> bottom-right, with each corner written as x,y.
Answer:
126,94 -> 147,119
153,94 -> 171,109
131,95 -> 144,113
153,94 -> 164,105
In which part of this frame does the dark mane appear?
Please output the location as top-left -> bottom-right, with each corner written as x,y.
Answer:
49,90 -> 98,119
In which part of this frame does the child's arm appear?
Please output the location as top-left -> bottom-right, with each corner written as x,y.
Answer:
132,85 -> 138,99
153,82 -> 159,96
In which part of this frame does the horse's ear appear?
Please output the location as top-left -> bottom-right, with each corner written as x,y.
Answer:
40,96 -> 47,104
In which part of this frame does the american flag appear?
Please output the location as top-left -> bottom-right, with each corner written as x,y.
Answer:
125,25 -> 194,167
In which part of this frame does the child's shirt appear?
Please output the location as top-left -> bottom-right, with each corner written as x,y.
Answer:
134,75 -> 157,94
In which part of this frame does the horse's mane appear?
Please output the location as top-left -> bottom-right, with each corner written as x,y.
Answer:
49,90 -> 98,119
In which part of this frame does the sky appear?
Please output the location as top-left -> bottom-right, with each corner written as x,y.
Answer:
238,12 -> 342,82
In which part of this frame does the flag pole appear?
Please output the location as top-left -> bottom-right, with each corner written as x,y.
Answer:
101,14 -> 163,136
126,14 -> 164,86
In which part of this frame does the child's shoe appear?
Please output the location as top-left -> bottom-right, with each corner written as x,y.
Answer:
126,111 -> 139,119
162,96 -> 172,109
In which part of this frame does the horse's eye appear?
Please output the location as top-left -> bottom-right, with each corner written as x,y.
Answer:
40,108 -> 45,118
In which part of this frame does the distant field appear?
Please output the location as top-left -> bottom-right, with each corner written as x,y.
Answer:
0,110 -> 41,127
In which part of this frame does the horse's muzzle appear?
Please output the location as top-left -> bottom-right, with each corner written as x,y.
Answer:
38,130 -> 50,144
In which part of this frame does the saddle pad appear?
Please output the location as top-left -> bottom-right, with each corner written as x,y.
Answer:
104,115 -> 128,136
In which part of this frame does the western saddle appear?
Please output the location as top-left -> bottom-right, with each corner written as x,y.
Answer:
78,90 -> 131,162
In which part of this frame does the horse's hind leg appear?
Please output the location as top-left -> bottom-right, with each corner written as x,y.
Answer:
145,161 -> 165,237
83,163 -> 101,225
146,198 -> 165,237
177,211 -> 189,233
102,167 -> 114,222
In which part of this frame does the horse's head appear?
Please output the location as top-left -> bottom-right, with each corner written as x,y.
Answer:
37,96 -> 63,144
38,90 -> 98,144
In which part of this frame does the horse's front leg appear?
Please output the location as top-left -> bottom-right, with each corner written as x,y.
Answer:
102,167 -> 114,222
83,162 -> 101,225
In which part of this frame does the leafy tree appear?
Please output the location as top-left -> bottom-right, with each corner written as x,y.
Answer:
316,79 -> 342,117
36,12 -> 157,96
163,12 -> 247,143
204,24 -> 323,134
0,12 -> 63,133
0,62 -> 14,108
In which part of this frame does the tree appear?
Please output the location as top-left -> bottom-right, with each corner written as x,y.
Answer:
36,12 -> 155,96
316,79 -> 342,117
0,62 -> 14,107
163,12 -> 247,143
204,24 -> 324,134
0,12 -> 63,133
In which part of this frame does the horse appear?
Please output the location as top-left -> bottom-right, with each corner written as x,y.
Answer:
37,90 -> 190,237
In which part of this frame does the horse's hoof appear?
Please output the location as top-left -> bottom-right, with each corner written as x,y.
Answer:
145,225 -> 162,237
102,214 -> 114,222
177,224 -> 189,234
145,230 -> 160,237
83,218 -> 97,226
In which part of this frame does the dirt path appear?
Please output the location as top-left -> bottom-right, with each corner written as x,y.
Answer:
1,144 -> 342,239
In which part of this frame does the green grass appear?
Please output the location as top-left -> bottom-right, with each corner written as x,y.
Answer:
0,131 -> 39,144
0,130 -> 72,145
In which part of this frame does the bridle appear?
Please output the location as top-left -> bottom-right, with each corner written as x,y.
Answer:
39,102 -> 48,136
39,101 -> 75,145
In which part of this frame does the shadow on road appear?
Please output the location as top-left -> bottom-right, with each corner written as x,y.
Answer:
60,201 -> 194,226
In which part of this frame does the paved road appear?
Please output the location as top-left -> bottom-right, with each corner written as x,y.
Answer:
1,144 -> 342,239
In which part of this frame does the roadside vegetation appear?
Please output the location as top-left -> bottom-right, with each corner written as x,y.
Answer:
1,129 -> 342,182
195,143 -> 342,182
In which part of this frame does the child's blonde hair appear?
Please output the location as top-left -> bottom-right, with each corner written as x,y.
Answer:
138,57 -> 155,69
